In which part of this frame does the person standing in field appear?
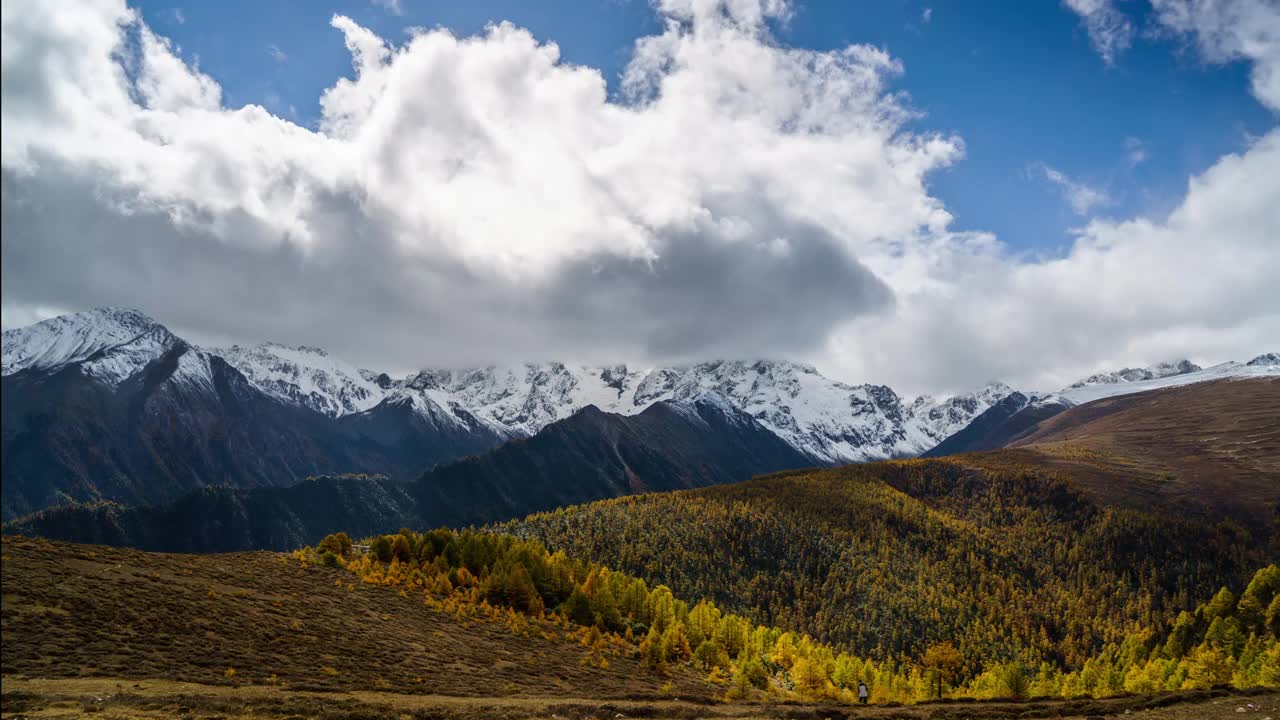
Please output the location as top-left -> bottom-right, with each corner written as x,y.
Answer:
858,680 -> 869,704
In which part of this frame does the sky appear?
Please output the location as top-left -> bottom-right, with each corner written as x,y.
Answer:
1,0 -> 1277,395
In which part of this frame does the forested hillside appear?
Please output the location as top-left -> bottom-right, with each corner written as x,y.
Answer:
307,526 -> 1277,701
5,534 -> 1273,717
496,457 -> 1276,678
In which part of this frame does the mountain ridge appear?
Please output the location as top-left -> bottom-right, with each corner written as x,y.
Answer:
5,306 -> 1276,520
5,394 -> 814,551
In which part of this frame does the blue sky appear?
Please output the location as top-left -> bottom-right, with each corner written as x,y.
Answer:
134,0 -> 1274,255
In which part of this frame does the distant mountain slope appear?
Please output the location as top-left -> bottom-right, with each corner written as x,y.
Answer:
411,395 -> 813,528
0,310 -> 505,519
922,392 -> 1072,457
3,477 -> 420,554
923,355 -> 1279,457
2,308 -> 1012,519
1055,356 -> 1279,404
6,396 -> 813,551
989,376 -> 1280,526
1,307 -> 161,375
329,361 -> 1012,464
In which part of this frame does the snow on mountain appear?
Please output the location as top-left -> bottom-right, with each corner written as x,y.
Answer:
215,342 -> 386,417
0,308 -> 1015,465
1068,359 -> 1202,388
2,308 -> 165,376
396,364 -> 647,437
908,382 -> 1014,447
79,324 -> 182,386
388,360 -> 1008,464
1055,358 -> 1279,405
16,308 -> 1270,468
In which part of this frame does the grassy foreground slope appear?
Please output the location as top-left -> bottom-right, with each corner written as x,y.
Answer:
0,536 -> 709,700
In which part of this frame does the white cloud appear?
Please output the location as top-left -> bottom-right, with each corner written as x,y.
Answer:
922,7 -> 933,23
1125,136 -> 1148,166
1,0 -> 1275,396
370,0 -> 403,16
267,44 -> 287,62
1036,163 -> 1111,215
1150,0 -> 1280,111
0,0 -> 946,369
172,8 -> 184,24
826,130 -> 1280,393
1063,0 -> 1135,65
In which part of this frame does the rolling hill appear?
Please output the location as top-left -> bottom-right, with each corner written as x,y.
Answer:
925,359 -> 1279,458
964,376 -> 1280,527
498,456 -> 1275,672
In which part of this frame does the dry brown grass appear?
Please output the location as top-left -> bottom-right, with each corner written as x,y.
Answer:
960,377 -> 1280,527
0,536 -> 711,700
2,676 -> 1275,719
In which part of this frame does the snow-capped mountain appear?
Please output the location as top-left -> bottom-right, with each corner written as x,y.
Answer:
1068,359 -> 1201,389
0,309 -> 1014,466
923,355 -> 1280,457
1247,352 -> 1279,367
1054,356 -> 1279,405
215,342 -> 386,417
378,360 -> 1012,464
8,308 -> 1276,469
2,307 -> 169,377
0,307 -> 226,392
909,382 -> 1013,447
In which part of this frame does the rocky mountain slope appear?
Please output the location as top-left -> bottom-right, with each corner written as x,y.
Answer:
7,396 -> 813,551
220,355 -> 1014,464
5,307 -> 1273,521
0,310 -> 505,519
1,308 -> 1012,519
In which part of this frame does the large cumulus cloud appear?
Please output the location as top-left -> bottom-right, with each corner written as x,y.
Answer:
2,0 -> 948,368
1,0 -> 1277,393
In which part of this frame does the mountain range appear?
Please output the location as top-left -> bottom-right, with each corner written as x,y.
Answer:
3,307 -> 1276,539
1,307 -> 1015,519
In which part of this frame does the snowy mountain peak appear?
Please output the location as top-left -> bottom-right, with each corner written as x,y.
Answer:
215,342 -> 385,417
1057,358 -> 1279,405
2,307 -> 172,378
1070,359 -> 1202,388
908,381 -> 1014,446
16,308 -> 1270,470
260,341 -> 330,357
80,324 -> 183,385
